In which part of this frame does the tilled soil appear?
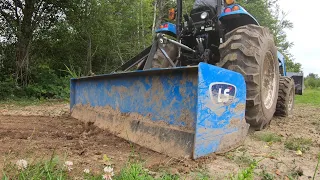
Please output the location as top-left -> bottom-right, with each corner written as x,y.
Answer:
0,103 -> 319,179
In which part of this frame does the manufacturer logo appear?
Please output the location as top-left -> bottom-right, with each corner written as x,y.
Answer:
209,82 -> 236,104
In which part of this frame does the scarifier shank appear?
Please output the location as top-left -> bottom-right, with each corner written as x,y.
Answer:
70,62 -> 249,159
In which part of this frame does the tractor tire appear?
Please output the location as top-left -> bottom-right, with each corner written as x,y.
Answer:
137,43 -> 178,69
274,76 -> 295,117
152,43 -> 178,68
218,24 -> 279,130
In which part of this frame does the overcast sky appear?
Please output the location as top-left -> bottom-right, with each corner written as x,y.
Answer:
278,0 -> 320,76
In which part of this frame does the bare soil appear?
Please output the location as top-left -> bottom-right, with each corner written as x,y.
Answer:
0,102 -> 319,179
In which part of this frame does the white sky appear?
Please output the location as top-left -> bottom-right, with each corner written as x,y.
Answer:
279,0 -> 320,76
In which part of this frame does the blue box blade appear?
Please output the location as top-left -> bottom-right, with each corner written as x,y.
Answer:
193,62 -> 249,158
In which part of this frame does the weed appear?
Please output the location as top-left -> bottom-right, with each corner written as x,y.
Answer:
287,167 -> 303,179
231,160 -> 257,180
313,153 -> 320,180
63,64 -> 82,78
188,169 -> 212,180
284,137 -> 312,152
157,173 -> 180,180
254,132 -> 282,143
230,151 -> 255,167
2,156 -> 68,180
115,162 -> 153,180
261,170 -> 274,180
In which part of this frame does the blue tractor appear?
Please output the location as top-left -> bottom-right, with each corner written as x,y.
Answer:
70,0 -> 295,159
117,0 -> 295,128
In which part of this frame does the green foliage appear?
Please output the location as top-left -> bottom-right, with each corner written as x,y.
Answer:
114,162 -> 180,180
254,132 -> 282,143
0,0 -> 303,100
231,161 -> 257,180
295,89 -> 320,106
2,157 -> 68,180
115,163 -> 154,180
305,73 -> 320,89
0,66 -> 70,101
189,170 -> 212,180
24,65 -> 70,100
261,170 -> 274,180
0,77 -> 16,100
284,137 -> 312,152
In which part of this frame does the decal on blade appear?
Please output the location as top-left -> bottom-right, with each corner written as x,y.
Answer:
209,82 -> 236,105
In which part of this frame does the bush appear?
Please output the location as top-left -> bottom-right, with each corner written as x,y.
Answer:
0,65 -> 70,101
24,65 -> 70,99
305,73 -> 320,89
0,77 -> 16,100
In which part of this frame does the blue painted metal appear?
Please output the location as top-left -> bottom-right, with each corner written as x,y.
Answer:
219,4 -> 260,26
194,63 -> 247,158
277,51 -> 287,76
155,22 -> 177,35
70,63 -> 248,159
70,67 -> 198,128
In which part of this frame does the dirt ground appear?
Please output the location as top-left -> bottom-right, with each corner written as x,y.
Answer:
0,102 -> 319,179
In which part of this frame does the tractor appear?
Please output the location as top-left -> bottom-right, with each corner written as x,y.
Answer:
70,0 -> 295,159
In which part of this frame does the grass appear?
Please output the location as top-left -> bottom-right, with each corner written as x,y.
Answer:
284,137 -> 313,152
0,98 -> 68,107
313,153 -> 320,180
230,160 -> 257,180
2,156 -> 68,180
260,170 -> 274,180
1,156 -> 208,180
295,88 -> 320,106
254,132 -> 282,143
225,150 -> 256,168
2,155 -> 268,180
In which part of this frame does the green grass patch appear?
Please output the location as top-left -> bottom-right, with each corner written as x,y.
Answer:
230,161 -> 257,180
295,88 -> 320,106
260,170 -> 274,180
0,98 -> 68,107
284,137 -> 313,152
254,132 -> 282,143
2,156 -> 68,180
2,156 -> 212,180
115,162 -> 180,180
225,151 -> 255,167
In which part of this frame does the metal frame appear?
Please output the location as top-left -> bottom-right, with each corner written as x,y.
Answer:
114,33 -> 195,72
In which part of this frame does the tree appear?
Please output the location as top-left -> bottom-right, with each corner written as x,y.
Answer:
237,0 -> 302,72
0,0 -> 69,86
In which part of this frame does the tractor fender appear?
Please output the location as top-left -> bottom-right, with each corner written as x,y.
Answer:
277,51 -> 287,76
219,4 -> 259,31
155,22 -> 177,37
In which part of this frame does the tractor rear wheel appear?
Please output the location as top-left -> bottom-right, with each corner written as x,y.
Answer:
274,76 -> 295,117
137,43 -> 178,69
218,24 -> 279,130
